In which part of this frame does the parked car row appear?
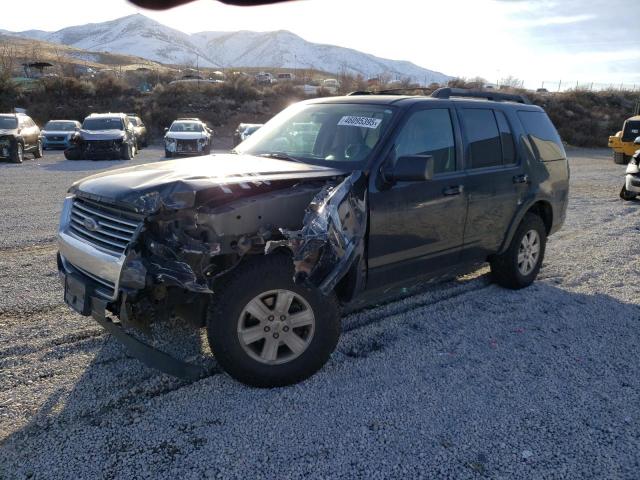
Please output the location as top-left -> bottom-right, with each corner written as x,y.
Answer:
0,111 -> 151,163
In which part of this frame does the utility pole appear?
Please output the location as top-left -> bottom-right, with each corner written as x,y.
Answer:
558,79 -> 562,92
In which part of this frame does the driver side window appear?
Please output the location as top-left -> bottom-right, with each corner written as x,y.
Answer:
394,109 -> 456,174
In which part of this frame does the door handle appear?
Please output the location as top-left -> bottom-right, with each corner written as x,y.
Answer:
513,174 -> 529,184
443,185 -> 463,196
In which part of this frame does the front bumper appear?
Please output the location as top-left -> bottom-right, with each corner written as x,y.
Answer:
57,194 -> 212,380
626,174 -> 640,193
165,139 -> 208,155
58,259 -> 211,380
43,137 -> 71,149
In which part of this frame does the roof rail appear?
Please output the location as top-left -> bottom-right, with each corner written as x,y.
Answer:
431,87 -> 531,104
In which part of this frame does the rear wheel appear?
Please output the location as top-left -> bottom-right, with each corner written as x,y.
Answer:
10,142 -> 23,164
207,254 -> 340,387
490,213 -> 547,289
33,140 -> 43,159
614,152 -> 630,165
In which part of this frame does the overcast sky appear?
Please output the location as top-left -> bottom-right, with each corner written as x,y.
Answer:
4,0 -> 639,88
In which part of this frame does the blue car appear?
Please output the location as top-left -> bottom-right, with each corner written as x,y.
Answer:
42,120 -> 81,150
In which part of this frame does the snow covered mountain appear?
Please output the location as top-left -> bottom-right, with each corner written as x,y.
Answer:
10,14 -> 450,84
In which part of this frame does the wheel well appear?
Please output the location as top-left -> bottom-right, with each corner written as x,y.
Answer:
527,201 -> 552,234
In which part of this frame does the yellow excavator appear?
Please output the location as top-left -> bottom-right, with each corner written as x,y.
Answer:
609,101 -> 640,164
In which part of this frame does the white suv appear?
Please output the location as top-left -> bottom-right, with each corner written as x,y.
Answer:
164,118 -> 212,157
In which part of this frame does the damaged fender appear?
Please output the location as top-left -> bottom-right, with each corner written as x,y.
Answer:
266,171 -> 368,295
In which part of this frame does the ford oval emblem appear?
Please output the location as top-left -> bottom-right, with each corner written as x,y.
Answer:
83,217 -> 99,232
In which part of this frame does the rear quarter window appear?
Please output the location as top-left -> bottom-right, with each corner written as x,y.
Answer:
517,111 -> 565,162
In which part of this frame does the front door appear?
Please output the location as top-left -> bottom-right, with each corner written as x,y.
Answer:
367,106 -> 468,290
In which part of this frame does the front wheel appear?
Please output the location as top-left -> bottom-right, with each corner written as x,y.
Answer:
207,254 -> 340,388
10,142 -> 24,164
490,213 -> 547,289
121,143 -> 133,160
620,185 -> 638,201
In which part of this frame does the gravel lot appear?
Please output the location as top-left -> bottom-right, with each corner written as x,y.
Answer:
0,147 -> 639,479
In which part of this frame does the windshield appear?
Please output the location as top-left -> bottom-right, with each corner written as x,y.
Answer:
235,102 -> 395,168
82,118 -> 124,131
170,122 -> 203,132
44,121 -> 76,131
0,117 -> 18,129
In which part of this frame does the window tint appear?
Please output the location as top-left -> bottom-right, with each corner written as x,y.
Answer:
394,108 -> 456,174
517,111 -> 565,161
495,111 -> 516,164
460,109 -> 502,169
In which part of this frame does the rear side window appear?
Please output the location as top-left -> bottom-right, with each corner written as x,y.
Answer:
517,111 -> 565,161
495,111 -> 516,164
460,109 -> 502,168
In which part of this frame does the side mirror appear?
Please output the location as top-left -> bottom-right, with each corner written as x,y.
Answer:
634,136 -> 640,145
383,155 -> 434,183
164,127 -> 169,133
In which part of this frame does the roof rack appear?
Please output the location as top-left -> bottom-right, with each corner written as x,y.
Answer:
430,87 -> 531,104
347,87 -> 433,96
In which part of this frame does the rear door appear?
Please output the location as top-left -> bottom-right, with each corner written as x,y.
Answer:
458,107 -> 529,262
367,105 -> 468,289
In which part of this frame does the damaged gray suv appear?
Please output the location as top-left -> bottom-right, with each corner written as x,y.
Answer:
57,88 -> 569,387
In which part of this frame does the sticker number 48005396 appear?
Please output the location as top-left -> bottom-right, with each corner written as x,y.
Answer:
338,116 -> 382,129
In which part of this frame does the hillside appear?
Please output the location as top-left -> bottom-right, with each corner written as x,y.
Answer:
6,14 -> 451,83
0,33 -> 167,74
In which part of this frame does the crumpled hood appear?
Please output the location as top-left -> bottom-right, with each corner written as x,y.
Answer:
71,153 -> 346,213
79,129 -> 125,141
165,132 -> 207,140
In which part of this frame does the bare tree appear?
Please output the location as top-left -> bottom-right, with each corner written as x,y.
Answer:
0,39 -> 19,79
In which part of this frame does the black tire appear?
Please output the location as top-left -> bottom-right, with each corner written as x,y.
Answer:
206,254 -> 341,388
490,213 -> 547,290
620,185 -> 638,201
165,149 -> 172,158
121,143 -> 133,160
613,152 -> 630,165
33,140 -> 43,159
10,142 -> 23,164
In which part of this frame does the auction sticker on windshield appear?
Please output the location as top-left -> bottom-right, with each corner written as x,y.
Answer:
338,116 -> 382,129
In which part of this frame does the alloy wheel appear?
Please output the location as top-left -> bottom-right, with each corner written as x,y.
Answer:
517,229 -> 540,276
237,289 -> 315,365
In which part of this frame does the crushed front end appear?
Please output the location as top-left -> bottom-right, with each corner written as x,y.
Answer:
56,156 -> 366,379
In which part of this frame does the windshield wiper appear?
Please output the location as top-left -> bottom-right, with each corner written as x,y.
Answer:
257,152 -> 303,163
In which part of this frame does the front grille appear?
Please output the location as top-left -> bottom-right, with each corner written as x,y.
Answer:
47,135 -> 66,141
177,139 -> 198,152
85,140 -> 120,152
68,197 -> 144,255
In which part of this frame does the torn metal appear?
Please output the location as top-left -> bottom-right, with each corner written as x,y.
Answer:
265,171 -> 368,295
